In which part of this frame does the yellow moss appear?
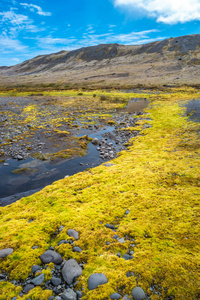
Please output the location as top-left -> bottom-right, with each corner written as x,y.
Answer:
0,88 -> 200,299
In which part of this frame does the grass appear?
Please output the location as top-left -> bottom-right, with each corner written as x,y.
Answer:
0,88 -> 199,300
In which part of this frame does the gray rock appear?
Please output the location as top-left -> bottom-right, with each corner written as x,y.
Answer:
110,293 -> 121,299
122,295 -> 131,300
105,223 -> 115,230
122,254 -> 133,260
88,273 -> 108,290
62,259 -> 82,285
0,248 -> 13,258
51,276 -> 62,286
73,246 -> 82,253
32,246 -> 38,249
40,250 -> 63,265
61,288 -> 77,300
0,274 -> 6,280
92,138 -> 99,145
11,298 -> 17,300
23,284 -> 34,293
55,297 -> 62,300
48,297 -> 54,300
58,240 -> 68,246
125,210 -> 130,215
76,291 -> 82,298
67,229 -> 79,240
118,238 -> 125,243
104,163 -> 114,167
131,287 -> 145,300
31,265 -> 41,274
31,273 -> 45,286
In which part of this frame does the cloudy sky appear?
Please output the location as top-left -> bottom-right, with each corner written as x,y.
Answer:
1,0 -> 200,66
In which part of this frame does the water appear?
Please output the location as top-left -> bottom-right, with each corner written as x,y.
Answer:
0,98 -> 149,206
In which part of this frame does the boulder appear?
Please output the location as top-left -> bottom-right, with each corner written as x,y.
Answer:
0,248 -> 13,258
67,229 -> 79,240
62,259 -> 82,285
40,250 -> 62,265
131,287 -> 145,300
88,273 -> 108,290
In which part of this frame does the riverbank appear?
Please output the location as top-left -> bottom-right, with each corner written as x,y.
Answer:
0,88 -> 199,300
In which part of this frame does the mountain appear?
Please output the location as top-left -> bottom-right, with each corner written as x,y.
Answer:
1,34 -> 200,88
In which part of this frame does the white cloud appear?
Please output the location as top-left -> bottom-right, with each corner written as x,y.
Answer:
20,3 -> 52,16
0,10 -> 29,25
113,0 -> 200,24
0,34 -> 27,51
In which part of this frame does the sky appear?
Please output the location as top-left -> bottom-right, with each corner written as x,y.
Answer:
1,0 -> 200,66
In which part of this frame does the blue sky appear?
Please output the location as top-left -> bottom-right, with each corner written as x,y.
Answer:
1,0 -> 200,66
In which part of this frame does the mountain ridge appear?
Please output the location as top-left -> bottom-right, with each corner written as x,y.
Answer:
1,34 -> 200,88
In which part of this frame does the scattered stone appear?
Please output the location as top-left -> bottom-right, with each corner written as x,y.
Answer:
122,295 -> 132,300
48,297 -> 54,300
105,223 -> 115,230
0,248 -> 13,258
23,284 -> 34,293
131,287 -> 145,300
118,238 -> 125,243
104,163 -> 114,167
3,163 -> 9,166
110,293 -> 122,299
117,252 -> 121,257
92,138 -> 99,145
11,297 -> 17,300
125,210 -> 130,215
62,259 -> 82,285
0,274 -> 6,280
58,240 -> 68,246
61,288 -> 77,300
55,297 -> 62,300
17,155 -> 23,160
122,254 -> 133,260
88,273 -> 108,290
51,276 -> 62,286
31,265 -> 41,274
32,246 -> 38,249
31,273 -> 45,286
73,246 -> 82,253
40,250 -> 63,265
67,229 -> 79,240
77,291 -> 82,298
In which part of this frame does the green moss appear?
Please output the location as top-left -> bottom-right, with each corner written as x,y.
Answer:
0,88 -> 199,299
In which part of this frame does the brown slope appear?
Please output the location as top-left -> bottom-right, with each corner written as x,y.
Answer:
1,34 -> 200,88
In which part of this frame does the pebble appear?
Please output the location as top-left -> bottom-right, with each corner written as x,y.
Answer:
122,295 -> 132,300
31,273 -> 45,286
105,223 -> 115,230
110,293 -> 122,299
122,254 -> 133,260
73,246 -> 82,253
61,288 -> 77,300
62,259 -> 82,285
88,273 -> 108,290
0,248 -> 13,258
58,240 -> 68,246
91,138 -> 99,145
48,297 -> 54,300
118,238 -> 125,243
31,265 -> 41,274
131,287 -> 145,300
40,250 -> 63,265
23,284 -> 34,293
51,276 -> 62,286
67,229 -> 79,240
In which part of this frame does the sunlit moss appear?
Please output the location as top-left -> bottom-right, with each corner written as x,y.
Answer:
0,88 -> 199,299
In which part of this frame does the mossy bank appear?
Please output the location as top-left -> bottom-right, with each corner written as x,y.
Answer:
0,88 -> 199,300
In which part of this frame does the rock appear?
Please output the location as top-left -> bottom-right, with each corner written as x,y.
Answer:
118,238 -> 125,243
76,291 -> 82,298
61,288 -> 77,300
104,163 -> 114,167
48,297 -> 54,300
11,297 -> 17,300
67,229 -> 79,240
92,138 -> 99,145
58,240 -> 68,246
131,287 -> 145,300
88,273 -> 108,290
110,293 -> 121,299
17,155 -> 23,160
51,276 -> 62,286
40,250 -> 63,265
23,284 -> 34,293
105,223 -> 115,230
0,248 -> 13,258
62,259 -> 82,285
117,252 -> 121,257
55,297 -> 62,300
122,254 -> 133,260
31,265 -> 41,274
32,246 -> 38,249
31,273 -> 45,286
73,246 -> 82,253
3,163 -> 9,166
125,210 -> 130,215
122,295 -> 131,300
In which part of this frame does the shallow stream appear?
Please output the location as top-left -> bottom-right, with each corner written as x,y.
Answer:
0,98 -> 149,206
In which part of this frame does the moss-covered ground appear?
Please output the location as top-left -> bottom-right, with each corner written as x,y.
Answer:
0,88 -> 199,299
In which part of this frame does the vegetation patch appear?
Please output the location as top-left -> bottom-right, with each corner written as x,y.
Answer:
0,88 -> 199,299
